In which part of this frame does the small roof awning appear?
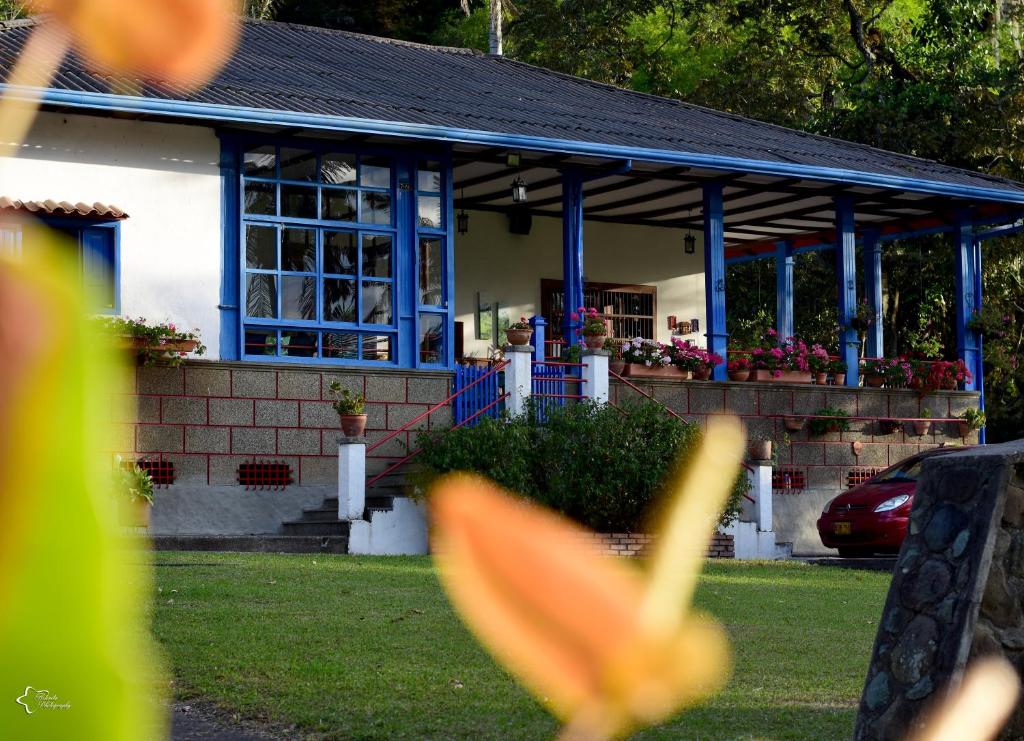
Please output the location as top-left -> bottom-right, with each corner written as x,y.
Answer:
0,197 -> 128,219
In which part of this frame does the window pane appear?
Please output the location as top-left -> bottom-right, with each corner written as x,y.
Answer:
282,275 -> 316,320
245,274 -> 277,318
419,314 -> 444,364
245,225 -> 277,269
281,228 -> 315,272
324,231 -> 357,274
245,329 -> 278,356
281,184 -> 316,219
360,192 -> 391,225
418,161 -> 441,192
280,330 -> 317,358
417,195 -> 441,228
361,157 -> 391,188
362,234 -> 392,278
321,153 -> 356,185
323,332 -> 359,359
244,182 -> 275,214
322,188 -> 357,222
323,278 -> 357,322
419,237 -> 443,305
243,145 -> 276,178
362,335 -> 393,362
362,281 -> 392,324
279,148 -> 316,181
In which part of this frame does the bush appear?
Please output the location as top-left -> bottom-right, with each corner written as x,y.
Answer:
415,400 -> 749,532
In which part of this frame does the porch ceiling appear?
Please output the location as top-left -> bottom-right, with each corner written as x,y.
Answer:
452,148 -> 1021,257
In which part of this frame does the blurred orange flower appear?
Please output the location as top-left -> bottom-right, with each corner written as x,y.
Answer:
32,0 -> 239,89
431,416 -> 745,740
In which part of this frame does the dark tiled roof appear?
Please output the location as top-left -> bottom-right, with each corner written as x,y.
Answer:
0,196 -> 127,218
1,17 -> 1023,198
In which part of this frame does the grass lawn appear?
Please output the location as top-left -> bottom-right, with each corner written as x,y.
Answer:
152,553 -> 889,740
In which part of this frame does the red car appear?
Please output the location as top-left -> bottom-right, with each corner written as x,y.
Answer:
817,448 -> 968,557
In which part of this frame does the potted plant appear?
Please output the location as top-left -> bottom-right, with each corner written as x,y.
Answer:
504,316 -> 533,347
115,456 -> 154,529
621,338 -> 678,378
604,337 -> 626,375
745,329 -> 813,383
877,418 -> 900,435
96,316 -> 205,366
912,408 -> 932,437
808,344 -> 831,385
669,339 -> 720,380
830,359 -> 847,386
783,415 -> 805,432
727,356 -> 751,382
575,307 -> 608,350
957,408 -> 986,437
808,407 -> 851,436
861,358 -> 888,387
966,305 -> 1012,339
848,299 -> 876,332
329,381 -> 367,437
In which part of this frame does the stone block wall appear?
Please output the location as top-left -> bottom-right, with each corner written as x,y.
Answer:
574,532 -> 735,559
117,360 -> 453,487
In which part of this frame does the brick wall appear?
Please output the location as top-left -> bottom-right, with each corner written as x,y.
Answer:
611,378 -> 981,493
579,532 -> 734,559
117,360 -> 453,487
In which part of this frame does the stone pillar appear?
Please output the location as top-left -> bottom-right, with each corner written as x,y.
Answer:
337,437 -> 366,520
703,181 -> 729,381
747,461 -> 773,533
581,349 -> 609,404
834,196 -> 860,387
504,344 -> 533,417
775,240 -> 794,339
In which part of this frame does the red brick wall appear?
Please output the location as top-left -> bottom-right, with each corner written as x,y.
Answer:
611,378 -> 981,493
580,532 -> 734,559
116,360 -> 453,486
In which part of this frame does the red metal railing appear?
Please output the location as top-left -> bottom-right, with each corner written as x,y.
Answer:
363,360 -> 510,490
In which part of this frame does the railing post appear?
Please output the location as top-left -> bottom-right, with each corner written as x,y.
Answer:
337,436 -> 366,520
504,345 -> 533,417
529,315 -> 547,362
581,349 -> 609,404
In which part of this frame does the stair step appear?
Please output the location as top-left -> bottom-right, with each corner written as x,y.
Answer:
281,520 -> 350,536
154,535 -> 348,554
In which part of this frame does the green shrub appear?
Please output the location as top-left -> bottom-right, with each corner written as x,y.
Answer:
415,399 -> 748,532
808,407 -> 851,436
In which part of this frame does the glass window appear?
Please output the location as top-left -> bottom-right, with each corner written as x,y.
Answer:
246,274 -> 277,318
280,330 -> 317,357
281,185 -> 316,219
362,335 -> 393,362
361,157 -> 391,188
281,228 -> 315,272
323,188 -> 357,222
361,192 -> 392,225
321,153 -> 356,185
323,278 -> 357,322
417,195 -> 441,228
419,314 -> 444,364
323,332 -> 358,359
246,225 -> 277,269
243,145 -> 276,178
362,282 -> 392,325
419,237 -> 443,305
245,329 -> 278,356
324,231 -> 357,274
244,182 -> 275,215
418,161 -> 441,192
279,148 -> 316,182
281,276 -> 315,320
362,235 -> 391,278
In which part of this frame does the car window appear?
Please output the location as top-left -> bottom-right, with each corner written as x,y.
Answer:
873,459 -> 924,483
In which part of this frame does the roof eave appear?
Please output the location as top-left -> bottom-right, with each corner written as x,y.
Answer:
8,83 -> 1024,206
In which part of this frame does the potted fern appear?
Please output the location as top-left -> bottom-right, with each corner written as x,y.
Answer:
957,408 -> 985,438
116,456 -> 154,529
329,381 -> 367,437
912,409 -> 932,437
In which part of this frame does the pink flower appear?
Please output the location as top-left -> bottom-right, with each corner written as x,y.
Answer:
570,312 -> 580,322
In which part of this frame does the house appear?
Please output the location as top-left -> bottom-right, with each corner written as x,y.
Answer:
0,18 -> 1020,554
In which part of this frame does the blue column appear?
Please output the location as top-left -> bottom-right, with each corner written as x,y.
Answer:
955,213 -> 979,392
861,229 -> 882,359
974,237 -> 986,443
703,182 -> 728,381
834,196 -> 859,387
529,315 -> 546,362
775,240 -> 794,339
217,134 -> 241,360
561,170 -> 585,343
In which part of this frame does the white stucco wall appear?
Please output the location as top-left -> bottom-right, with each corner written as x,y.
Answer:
455,210 -> 707,358
0,111 -> 223,357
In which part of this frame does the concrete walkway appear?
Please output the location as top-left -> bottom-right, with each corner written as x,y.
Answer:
171,703 -> 284,741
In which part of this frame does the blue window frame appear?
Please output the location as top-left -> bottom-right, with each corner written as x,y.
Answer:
0,216 -> 119,313
230,137 -> 453,369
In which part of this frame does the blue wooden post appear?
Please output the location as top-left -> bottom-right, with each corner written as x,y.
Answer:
561,170 -> 585,344
862,229 -> 882,359
529,315 -> 546,362
775,240 -> 794,339
955,213 -> 979,392
834,196 -> 859,387
703,182 -> 728,381
974,237 -> 986,443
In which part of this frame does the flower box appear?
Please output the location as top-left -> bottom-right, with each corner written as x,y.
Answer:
623,363 -> 686,379
747,369 -> 812,384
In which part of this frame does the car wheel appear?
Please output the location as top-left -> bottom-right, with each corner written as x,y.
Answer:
837,547 -> 872,558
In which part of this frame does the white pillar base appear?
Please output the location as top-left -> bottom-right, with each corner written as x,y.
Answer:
504,345 -> 534,417
582,349 -> 609,404
337,438 -> 366,520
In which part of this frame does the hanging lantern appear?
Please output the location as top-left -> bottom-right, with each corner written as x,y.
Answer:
457,209 -> 469,235
684,231 -> 696,255
511,176 -> 528,203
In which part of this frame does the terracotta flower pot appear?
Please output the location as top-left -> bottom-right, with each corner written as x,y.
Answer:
728,370 -> 750,382
912,420 -> 931,436
583,333 -> 606,350
609,360 -> 626,375
814,372 -> 828,385
865,374 -> 885,388
877,419 -> 900,435
942,378 -> 958,390
957,421 -> 972,438
748,440 -> 772,461
505,328 -> 533,346
624,363 -> 684,379
783,416 -> 805,432
692,366 -> 712,381
748,369 -> 813,384
833,373 -> 846,386
340,413 -> 368,437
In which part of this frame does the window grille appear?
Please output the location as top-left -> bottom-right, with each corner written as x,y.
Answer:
772,467 -> 806,491
238,461 -> 293,490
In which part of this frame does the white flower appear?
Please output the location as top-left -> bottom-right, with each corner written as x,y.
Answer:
644,360 -> 652,367
660,357 -> 671,365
